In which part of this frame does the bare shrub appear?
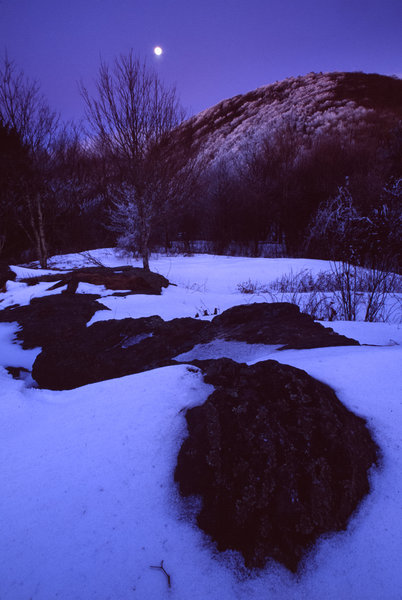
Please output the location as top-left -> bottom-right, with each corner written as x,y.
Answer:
237,267 -> 402,322
329,262 -> 402,321
270,269 -> 338,293
237,279 -> 269,294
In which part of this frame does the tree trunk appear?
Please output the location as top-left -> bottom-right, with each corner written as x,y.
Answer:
27,193 -> 48,268
36,194 -> 48,268
142,251 -> 150,271
139,203 -> 151,271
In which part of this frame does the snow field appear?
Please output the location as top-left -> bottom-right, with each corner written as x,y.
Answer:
0,249 -> 401,599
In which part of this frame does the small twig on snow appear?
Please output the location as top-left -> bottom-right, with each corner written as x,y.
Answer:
150,559 -> 171,588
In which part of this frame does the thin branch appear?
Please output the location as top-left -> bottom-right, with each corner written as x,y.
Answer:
150,560 -> 171,588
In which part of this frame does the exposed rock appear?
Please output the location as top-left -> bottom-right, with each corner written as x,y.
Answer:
1,290 -> 359,390
210,302 -> 359,349
32,316 -> 209,390
0,294 -> 110,349
20,265 -> 170,295
5,366 -> 30,380
0,273 -> 378,574
28,301 -> 358,390
175,358 -> 379,572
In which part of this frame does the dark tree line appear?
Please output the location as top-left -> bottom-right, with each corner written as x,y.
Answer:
0,56 -> 111,266
0,53 -> 187,268
179,119 -> 402,267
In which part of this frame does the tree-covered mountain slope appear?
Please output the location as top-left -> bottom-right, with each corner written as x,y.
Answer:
173,71 -> 402,165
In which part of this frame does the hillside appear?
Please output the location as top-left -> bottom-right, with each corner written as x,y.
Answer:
173,71 -> 402,166
163,71 -> 402,257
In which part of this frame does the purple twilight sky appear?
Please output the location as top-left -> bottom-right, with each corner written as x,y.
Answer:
1,0 -> 402,123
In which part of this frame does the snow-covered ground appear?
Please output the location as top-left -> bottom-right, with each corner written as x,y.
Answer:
1,250 -> 401,599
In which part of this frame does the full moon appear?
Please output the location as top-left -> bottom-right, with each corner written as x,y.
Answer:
153,46 -> 163,56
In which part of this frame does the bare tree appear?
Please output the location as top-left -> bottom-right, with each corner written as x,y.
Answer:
80,51 -> 185,270
0,55 -> 59,267
304,180 -> 402,321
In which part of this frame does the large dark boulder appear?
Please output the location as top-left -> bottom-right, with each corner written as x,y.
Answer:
32,316 -> 209,390
0,294 -> 110,349
210,302 -> 359,349
175,358 -> 379,572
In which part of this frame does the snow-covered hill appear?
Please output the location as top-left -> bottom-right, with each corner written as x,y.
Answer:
171,71 -> 402,167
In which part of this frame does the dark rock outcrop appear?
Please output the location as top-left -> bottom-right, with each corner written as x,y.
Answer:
210,302 -> 358,349
27,301 -> 358,390
5,366 -> 30,379
1,277 -> 377,573
175,358 -> 379,572
0,294 -> 110,349
31,302 -> 358,390
20,265 -> 170,295
1,292 -> 359,390
32,315 -> 207,390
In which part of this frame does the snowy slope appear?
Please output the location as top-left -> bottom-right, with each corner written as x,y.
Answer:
170,71 -> 402,167
1,250 -> 402,599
